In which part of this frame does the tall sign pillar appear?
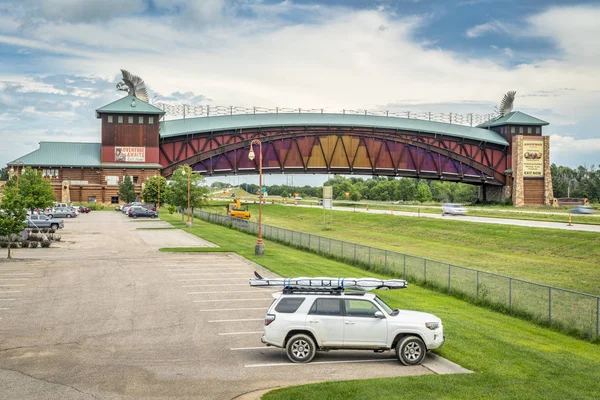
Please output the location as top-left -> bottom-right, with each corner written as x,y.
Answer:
512,135 -> 553,206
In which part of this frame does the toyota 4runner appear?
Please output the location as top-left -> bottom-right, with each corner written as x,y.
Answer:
261,290 -> 444,365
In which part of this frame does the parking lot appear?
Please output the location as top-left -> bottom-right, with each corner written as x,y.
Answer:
0,212 -> 468,399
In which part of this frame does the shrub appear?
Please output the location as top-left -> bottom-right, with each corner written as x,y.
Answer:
0,242 -> 7,248
41,241 -> 51,248
9,243 -> 19,248
29,241 -> 39,249
168,205 -> 176,214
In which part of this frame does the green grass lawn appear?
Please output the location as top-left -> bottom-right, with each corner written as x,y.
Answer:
227,204 -> 600,297
159,213 -> 600,400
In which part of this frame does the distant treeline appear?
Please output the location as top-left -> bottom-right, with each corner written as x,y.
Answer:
551,164 -> 600,202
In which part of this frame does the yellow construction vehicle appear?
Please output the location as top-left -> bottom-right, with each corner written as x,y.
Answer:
227,197 -> 251,220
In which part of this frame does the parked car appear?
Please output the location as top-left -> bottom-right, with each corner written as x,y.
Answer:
122,202 -> 142,214
261,291 -> 444,365
78,206 -> 91,213
128,206 -> 158,219
142,204 -> 156,211
46,207 -> 77,219
442,203 -> 467,215
571,206 -> 593,215
25,214 -> 64,230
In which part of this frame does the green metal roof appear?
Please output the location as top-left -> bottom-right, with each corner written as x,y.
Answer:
10,142 -> 101,167
100,163 -> 162,169
160,113 -> 509,146
96,95 -> 165,117
478,111 -> 549,128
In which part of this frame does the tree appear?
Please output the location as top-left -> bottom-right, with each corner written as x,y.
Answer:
280,190 -> 289,198
170,166 -> 210,221
0,168 -> 8,181
141,175 -> 170,206
118,175 -> 137,203
17,167 -> 55,212
416,182 -> 433,202
0,184 -> 27,259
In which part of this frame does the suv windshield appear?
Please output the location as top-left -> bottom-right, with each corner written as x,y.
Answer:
374,296 -> 395,315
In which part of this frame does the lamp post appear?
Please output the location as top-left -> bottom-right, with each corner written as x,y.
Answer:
248,139 -> 264,256
181,165 -> 192,227
155,173 -> 161,212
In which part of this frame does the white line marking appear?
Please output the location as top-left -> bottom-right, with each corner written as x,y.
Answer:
0,273 -> 34,276
169,268 -> 247,272
196,308 -> 265,312
174,273 -> 249,276
0,291 -> 20,293
0,285 -> 25,287
218,331 -> 263,335
209,319 -> 263,323
245,359 -> 397,368
0,308 -> 10,310
0,299 -> 16,301
187,290 -> 272,294
0,278 -> 29,281
183,284 -> 248,287
178,278 -> 247,282
193,298 -> 272,303
231,346 -> 271,350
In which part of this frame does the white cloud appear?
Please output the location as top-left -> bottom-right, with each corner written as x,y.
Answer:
550,134 -> 600,166
465,20 -> 511,38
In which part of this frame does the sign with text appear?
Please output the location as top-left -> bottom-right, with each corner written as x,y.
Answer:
115,146 -> 145,162
522,139 -> 544,177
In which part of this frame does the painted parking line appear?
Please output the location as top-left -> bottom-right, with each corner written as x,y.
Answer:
0,278 -> 29,281
0,285 -> 25,287
0,308 -> 10,310
193,298 -> 272,303
183,284 -> 248,287
196,308 -> 265,312
245,359 -> 397,368
218,331 -> 263,336
0,273 -> 34,276
0,299 -> 17,301
0,291 -> 21,293
174,273 -> 250,276
169,268 -> 248,272
209,318 -> 264,323
231,346 -> 272,350
187,290 -> 273,294
178,278 -> 248,282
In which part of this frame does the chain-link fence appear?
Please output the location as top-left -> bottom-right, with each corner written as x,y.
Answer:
194,210 -> 600,340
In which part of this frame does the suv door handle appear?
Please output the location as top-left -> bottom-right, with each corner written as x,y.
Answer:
308,320 -> 320,323
345,321 -> 355,325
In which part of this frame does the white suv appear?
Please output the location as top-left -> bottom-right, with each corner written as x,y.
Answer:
261,291 -> 444,365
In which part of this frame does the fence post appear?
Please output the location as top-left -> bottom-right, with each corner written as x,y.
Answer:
341,241 -> 344,259
329,238 -> 332,255
548,287 -> 552,325
284,229 -> 286,243
385,250 -> 388,273
597,297 -> 599,339
308,234 -> 311,249
354,244 -> 357,264
476,271 -> 480,300
368,247 -> 371,267
424,259 -> 427,284
509,278 -> 513,310
403,254 -> 406,279
448,264 -> 451,292
318,236 -> 321,253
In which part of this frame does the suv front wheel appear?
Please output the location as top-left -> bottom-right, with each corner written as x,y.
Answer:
286,334 -> 316,363
396,336 -> 426,366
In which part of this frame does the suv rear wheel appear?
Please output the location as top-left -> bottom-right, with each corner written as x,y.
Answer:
396,336 -> 426,366
50,223 -> 58,230
286,334 -> 316,363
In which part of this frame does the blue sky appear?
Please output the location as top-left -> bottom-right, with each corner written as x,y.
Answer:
1,0 -> 599,186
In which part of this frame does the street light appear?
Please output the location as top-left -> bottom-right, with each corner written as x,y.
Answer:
248,139 -> 264,256
154,173 -> 161,212
181,165 -> 192,227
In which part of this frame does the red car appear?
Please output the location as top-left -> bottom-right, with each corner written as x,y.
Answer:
78,206 -> 91,213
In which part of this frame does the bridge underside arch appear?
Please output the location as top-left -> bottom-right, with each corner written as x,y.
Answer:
160,127 -> 508,185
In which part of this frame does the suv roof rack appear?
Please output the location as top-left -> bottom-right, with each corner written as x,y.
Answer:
250,271 -> 408,292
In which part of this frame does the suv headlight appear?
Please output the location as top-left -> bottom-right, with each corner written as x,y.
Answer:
425,322 -> 439,330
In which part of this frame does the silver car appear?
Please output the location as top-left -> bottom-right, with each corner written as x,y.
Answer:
442,203 -> 467,215
26,214 -> 64,230
46,207 -> 77,218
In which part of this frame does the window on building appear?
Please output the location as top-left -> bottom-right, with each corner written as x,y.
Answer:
118,115 -> 123,123
148,117 -> 154,124
111,196 -> 119,204
138,116 -> 144,124
105,176 -> 119,185
510,126 -> 515,134
519,127 -> 524,134
108,115 -> 113,123
527,127 -> 532,134
128,116 -> 133,123
133,176 -> 139,184
536,127 -> 541,134
88,196 -> 96,204
54,169 -> 59,177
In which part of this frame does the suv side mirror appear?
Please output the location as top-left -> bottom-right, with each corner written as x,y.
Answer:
374,311 -> 385,319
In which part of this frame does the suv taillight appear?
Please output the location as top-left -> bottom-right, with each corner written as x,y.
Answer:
265,314 -> 276,326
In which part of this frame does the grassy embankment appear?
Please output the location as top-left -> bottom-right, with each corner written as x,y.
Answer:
159,213 -> 600,400
205,203 -> 600,296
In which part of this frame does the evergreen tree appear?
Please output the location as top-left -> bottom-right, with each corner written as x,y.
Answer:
0,184 -> 27,259
16,167 -> 55,212
118,175 -> 137,203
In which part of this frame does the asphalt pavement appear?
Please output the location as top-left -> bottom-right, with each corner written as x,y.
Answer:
0,212 -> 469,400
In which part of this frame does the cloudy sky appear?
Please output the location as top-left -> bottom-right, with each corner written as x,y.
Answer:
1,0 -> 599,186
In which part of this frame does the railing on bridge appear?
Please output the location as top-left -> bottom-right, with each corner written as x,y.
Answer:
192,209 -> 600,341
156,103 -> 497,127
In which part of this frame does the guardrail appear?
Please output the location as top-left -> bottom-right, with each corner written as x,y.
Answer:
193,209 -> 600,341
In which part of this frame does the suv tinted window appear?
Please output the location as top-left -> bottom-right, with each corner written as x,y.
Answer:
308,298 -> 342,316
344,299 -> 379,318
275,297 -> 305,313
